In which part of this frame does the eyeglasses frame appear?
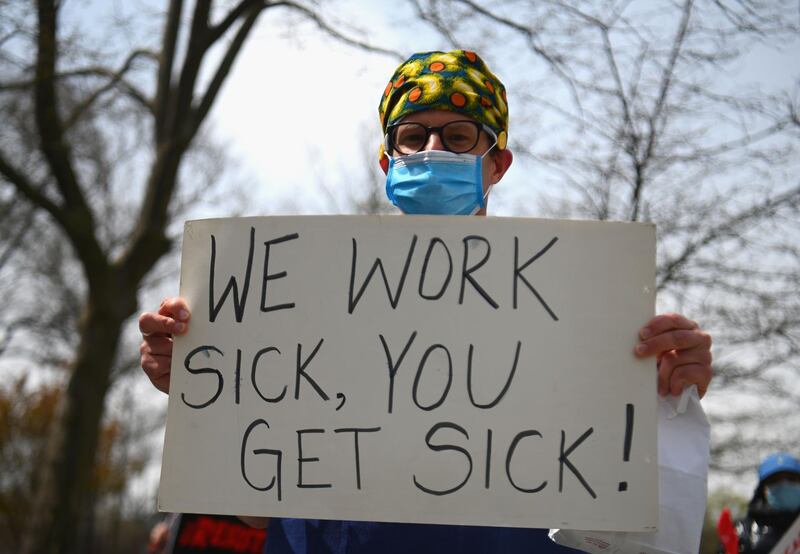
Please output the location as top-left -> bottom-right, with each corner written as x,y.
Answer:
385,119 -> 498,156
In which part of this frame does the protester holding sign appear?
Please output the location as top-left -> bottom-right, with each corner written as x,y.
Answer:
717,452 -> 800,553
140,50 -> 713,554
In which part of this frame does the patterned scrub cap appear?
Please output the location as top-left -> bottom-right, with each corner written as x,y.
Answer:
378,50 -> 509,151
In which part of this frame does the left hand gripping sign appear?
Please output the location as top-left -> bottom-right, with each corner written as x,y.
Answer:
159,215 -> 658,532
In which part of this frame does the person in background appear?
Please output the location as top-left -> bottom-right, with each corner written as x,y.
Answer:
140,50 -> 714,554
718,452 -> 800,553
147,513 -> 178,554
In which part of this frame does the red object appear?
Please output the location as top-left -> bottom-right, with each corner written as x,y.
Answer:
717,507 -> 739,554
173,514 -> 267,554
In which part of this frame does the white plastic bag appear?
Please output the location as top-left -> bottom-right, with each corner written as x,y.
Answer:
549,386 -> 710,554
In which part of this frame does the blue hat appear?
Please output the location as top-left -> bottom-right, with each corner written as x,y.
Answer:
758,452 -> 800,482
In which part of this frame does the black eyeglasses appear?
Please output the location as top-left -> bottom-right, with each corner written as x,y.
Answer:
386,120 -> 496,155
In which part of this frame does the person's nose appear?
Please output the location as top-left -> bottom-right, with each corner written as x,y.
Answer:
422,129 -> 446,152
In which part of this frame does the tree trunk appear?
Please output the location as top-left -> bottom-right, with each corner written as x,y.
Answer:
21,282 -> 136,554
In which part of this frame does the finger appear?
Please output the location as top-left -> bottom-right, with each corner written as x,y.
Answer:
158,297 -> 191,322
639,312 -> 698,340
140,336 -> 174,358
635,328 -> 712,358
149,373 -> 170,394
141,353 -> 172,394
656,348 -> 712,396
141,352 -> 171,376
667,363 -> 712,398
656,351 -> 678,396
666,343 -> 712,367
139,311 -> 186,337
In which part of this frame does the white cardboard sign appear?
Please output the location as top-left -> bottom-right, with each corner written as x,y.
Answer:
159,215 -> 658,531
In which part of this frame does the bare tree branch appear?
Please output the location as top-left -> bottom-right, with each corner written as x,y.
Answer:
120,1 -> 262,283
0,152 -> 66,228
274,1 -> 405,60
34,0 -> 108,276
206,0 -> 262,45
0,28 -> 23,51
0,204 -> 36,271
409,0 -> 462,48
661,119 -> 792,162
657,185 -> 800,290
630,0 -> 692,221
418,0 -> 584,110
160,0 -> 212,147
190,5 -> 261,135
454,0 -> 569,75
0,52 -> 157,93
155,0 -> 184,143
64,49 -> 157,128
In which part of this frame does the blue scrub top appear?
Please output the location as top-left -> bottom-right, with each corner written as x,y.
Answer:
265,519 -> 580,553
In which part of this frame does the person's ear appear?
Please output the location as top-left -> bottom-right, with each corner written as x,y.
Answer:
378,143 -> 389,175
488,149 -> 513,185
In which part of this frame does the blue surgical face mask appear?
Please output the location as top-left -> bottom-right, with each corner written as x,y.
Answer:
765,481 -> 800,511
385,150 -> 493,215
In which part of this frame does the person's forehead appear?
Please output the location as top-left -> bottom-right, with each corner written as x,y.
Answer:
399,109 -> 480,126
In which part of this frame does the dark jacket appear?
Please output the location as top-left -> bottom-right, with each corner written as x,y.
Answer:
719,498 -> 799,553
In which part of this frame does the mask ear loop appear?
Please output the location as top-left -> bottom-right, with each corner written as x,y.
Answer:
383,133 -> 393,159
378,141 -> 392,173
472,131 -> 499,213
468,184 -> 494,215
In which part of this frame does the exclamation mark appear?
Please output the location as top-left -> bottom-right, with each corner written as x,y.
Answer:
618,403 -> 634,492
